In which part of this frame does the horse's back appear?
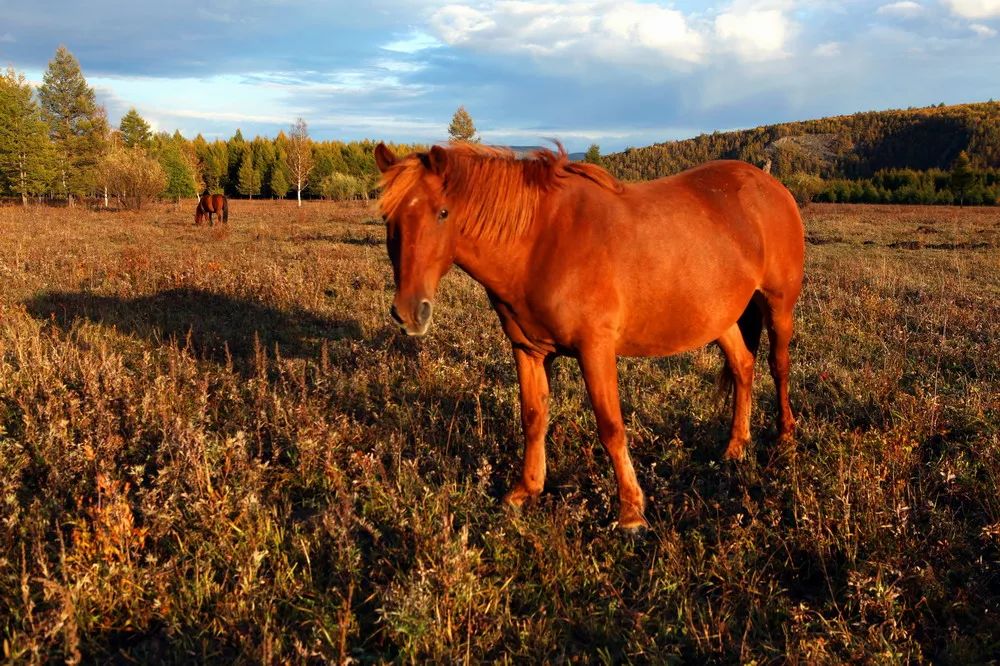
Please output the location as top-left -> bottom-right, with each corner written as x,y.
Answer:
636,160 -> 799,228
627,160 -> 803,283
540,160 -> 804,355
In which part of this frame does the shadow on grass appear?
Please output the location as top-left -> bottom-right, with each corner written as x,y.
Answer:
24,288 -> 361,373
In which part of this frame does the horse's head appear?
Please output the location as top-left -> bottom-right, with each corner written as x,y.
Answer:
375,142 -> 458,337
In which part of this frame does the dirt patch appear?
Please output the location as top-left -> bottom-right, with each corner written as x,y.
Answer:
888,240 -> 994,250
806,234 -> 844,245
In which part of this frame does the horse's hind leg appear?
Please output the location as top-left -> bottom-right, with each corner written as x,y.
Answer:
717,322 -> 756,460
761,295 -> 796,442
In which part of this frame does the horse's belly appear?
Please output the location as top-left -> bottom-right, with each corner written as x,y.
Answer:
615,281 -> 757,357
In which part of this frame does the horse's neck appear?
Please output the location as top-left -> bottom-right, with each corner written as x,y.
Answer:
455,234 -> 530,304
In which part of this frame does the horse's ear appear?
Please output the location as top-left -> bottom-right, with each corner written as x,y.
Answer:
374,142 -> 398,173
426,145 -> 448,176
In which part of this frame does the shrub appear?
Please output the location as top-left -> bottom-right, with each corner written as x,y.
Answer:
100,145 -> 166,209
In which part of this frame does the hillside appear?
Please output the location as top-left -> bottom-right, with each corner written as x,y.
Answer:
603,101 -> 1000,182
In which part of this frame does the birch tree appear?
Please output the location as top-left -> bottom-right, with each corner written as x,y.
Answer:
286,118 -> 314,207
100,143 -> 166,210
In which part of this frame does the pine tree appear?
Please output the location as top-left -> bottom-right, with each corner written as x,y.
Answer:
227,128 -> 247,194
584,144 -> 603,166
194,139 -> 228,193
251,136 -> 276,195
119,108 -> 151,148
37,46 -> 108,205
155,136 -> 197,202
286,118 -> 314,207
0,67 -> 54,205
237,154 -> 261,199
448,106 -> 478,143
270,167 -> 289,200
950,151 -> 975,206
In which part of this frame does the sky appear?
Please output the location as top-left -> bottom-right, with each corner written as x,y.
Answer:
1,0 -> 999,152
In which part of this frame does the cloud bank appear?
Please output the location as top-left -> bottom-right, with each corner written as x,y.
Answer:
1,0 -> 997,150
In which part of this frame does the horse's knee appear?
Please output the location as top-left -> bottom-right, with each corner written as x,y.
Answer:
597,419 -> 626,446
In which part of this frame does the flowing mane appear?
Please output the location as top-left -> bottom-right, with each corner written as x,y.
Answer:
379,142 -> 623,242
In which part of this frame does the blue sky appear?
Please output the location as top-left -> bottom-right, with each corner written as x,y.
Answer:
2,0 -> 998,151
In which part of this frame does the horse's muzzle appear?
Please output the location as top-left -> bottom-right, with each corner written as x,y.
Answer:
390,299 -> 433,337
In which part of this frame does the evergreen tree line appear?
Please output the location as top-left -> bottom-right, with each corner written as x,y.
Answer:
0,47 -> 425,208
602,101 -> 1000,205
813,157 -> 1000,206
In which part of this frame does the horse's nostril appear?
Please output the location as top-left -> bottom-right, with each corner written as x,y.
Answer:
417,300 -> 433,326
390,304 -> 404,325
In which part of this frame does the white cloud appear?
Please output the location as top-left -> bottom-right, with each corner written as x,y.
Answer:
942,0 -> 1000,18
0,32 -> 15,43
426,1 -> 805,69
429,1 -> 706,66
599,4 -> 707,63
814,41 -> 842,56
876,1 -> 924,17
970,22 -> 998,35
381,31 -> 443,54
715,9 -> 791,61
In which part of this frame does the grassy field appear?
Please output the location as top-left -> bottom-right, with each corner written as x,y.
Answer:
1,200 -> 998,663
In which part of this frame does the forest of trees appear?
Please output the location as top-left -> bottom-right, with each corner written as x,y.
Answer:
602,101 -> 1000,205
0,48 -> 426,208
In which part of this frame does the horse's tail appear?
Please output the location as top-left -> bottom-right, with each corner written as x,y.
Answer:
222,196 -> 229,223
716,359 -> 735,405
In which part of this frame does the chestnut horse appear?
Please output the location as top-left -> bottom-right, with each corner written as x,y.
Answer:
375,142 -> 804,530
195,193 -> 228,225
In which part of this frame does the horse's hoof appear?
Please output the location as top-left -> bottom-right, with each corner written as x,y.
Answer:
617,501 -> 649,532
771,433 -> 797,464
502,485 -> 540,512
618,515 -> 650,533
619,518 -> 649,533
722,441 -> 747,461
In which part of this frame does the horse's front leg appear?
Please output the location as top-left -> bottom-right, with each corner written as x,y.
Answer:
579,344 -> 648,531
503,347 -> 553,509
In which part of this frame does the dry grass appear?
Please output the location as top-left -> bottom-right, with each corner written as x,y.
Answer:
1,199 -> 998,663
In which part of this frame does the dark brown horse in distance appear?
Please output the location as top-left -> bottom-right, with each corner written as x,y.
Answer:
375,142 -> 805,531
195,193 -> 228,225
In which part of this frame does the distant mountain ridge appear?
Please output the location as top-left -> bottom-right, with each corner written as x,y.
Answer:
602,101 -> 1000,182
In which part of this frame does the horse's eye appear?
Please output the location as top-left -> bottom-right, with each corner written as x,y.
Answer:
438,208 -> 448,221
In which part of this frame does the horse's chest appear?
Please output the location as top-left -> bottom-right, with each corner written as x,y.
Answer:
491,299 -> 560,355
